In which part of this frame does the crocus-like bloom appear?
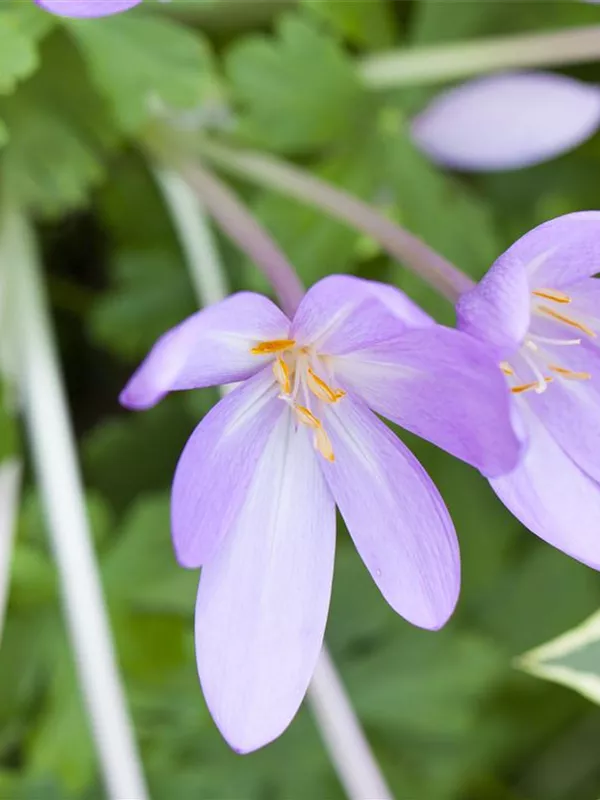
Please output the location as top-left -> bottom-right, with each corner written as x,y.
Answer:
457,212 -> 600,567
411,72 -> 600,171
35,0 -> 141,17
121,275 -> 520,751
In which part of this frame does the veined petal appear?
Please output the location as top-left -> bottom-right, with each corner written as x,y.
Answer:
456,254 -> 531,354
528,343 -> 600,484
333,325 -> 522,477
321,396 -> 459,630
363,279 -> 433,329
195,409 -> 335,753
120,292 -> 290,409
411,72 -> 600,171
502,212 -> 600,290
457,213 -> 600,352
291,275 -> 428,356
172,370 -> 282,568
35,0 -> 141,16
491,410 -> 600,570
559,276 -> 600,320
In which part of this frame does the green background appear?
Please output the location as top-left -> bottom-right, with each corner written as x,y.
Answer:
1,1 -> 600,798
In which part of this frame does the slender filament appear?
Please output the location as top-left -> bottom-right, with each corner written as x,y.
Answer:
536,305 -> 596,338
532,288 -> 572,304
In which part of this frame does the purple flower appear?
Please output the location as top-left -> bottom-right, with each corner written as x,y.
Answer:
121,275 -> 520,751
457,212 -> 600,568
35,0 -> 141,17
411,72 -> 600,171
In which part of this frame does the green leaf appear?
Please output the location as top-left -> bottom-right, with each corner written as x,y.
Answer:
66,13 -> 216,134
302,0 -> 398,50
0,34 -> 118,215
90,249 -> 196,361
103,493 -> 197,615
518,608 -> 600,704
26,649 -> 95,794
0,11 -> 42,95
82,399 -> 197,514
226,14 -> 370,153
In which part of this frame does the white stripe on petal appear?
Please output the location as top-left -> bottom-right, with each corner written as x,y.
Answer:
195,409 -> 335,753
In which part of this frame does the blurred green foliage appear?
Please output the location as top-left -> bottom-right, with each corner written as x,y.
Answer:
1,1 -> 600,798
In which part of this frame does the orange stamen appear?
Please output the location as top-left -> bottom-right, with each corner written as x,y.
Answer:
294,405 -> 321,429
536,306 -> 596,338
307,367 -> 346,404
500,361 -> 514,376
314,426 -> 335,462
532,288 -> 572,304
510,377 -> 553,394
250,338 -> 296,355
548,365 -> 592,381
273,357 -> 291,394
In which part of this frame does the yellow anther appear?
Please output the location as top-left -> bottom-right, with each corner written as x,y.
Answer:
536,306 -> 596,339
273,357 -> 291,394
510,377 -> 553,394
532,288 -> 572,304
548,364 -> 592,381
314,426 -> 335,462
500,361 -> 514,376
294,405 -> 321,429
306,367 -> 346,404
250,338 -> 296,355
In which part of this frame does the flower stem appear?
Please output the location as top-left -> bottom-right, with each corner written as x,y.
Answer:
182,162 -> 305,316
154,168 -> 229,308
360,25 -> 600,88
0,458 -> 21,645
156,166 -> 394,800
196,139 -> 471,303
310,648 -> 393,800
5,208 -> 148,800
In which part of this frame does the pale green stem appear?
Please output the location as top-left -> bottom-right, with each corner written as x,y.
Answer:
196,139 -> 472,303
360,25 -> 600,88
0,458 -> 21,646
5,208 -> 149,800
156,166 -> 394,800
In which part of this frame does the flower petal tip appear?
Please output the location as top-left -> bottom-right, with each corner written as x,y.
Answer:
118,381 -> 165,411
35,0 -> 142,17
411,72 -> 600,171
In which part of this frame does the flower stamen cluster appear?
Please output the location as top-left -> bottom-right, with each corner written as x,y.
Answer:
251,338 -> 345,462
501,287 -> 596,395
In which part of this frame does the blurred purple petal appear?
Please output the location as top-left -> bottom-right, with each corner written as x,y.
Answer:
35,0 -> 142,17
195,410 -> 335,753
411,72 -> 600,171
333,325 -> 522,477
529,343 -> 600,484
171,370 -> 281,568
491,410 -> 600,569
320,396 -> 460,630
291,275 -> 427,355
119,292 -> 290,409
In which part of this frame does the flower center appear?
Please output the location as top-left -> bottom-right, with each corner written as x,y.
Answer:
250,339 -> 345,461
501,287 -> 596,396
